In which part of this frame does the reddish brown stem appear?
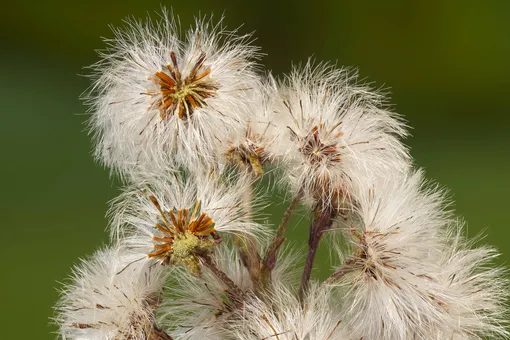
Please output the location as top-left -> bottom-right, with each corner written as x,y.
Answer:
299,206 -> 335,301
262,193 -> 301,284
325,258 -> 356,284
201,254 -> 245,299
150,326 -> 173,340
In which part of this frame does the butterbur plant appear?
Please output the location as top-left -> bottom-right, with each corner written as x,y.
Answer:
54,9 -> 509,340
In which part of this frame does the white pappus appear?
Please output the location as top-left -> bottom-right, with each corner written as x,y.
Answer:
328,170 -> 455,339
54,9 -> 509,340
271,61 -> 410,208
109,171 -> 267,273
231,282 -> 348,340
158,244 -> 254,340
54,246 -> 169,339
216,74 -> 283,177
86,10 -> 261,180
427,224 -> 509,339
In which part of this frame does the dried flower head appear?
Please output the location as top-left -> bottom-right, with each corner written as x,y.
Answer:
54,247 -> 169,339
110,171 -> 265,273
87,10 -> 261,179
149,51 -> 219,121
427,225 -> 509,339
220,75 -> 281,177
327,170 -> 453,339
271,62 -> 410,208
225,124 -> 269,177
146,195 -> 219,273
232,282 -> 347,340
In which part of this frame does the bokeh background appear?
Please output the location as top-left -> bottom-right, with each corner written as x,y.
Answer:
1,1 -> 509,338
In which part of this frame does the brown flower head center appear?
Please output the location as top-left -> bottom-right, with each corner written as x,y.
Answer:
148,51 -> 219,120
226,127 -> 267,177
147,195 -> 217,271
350,229 -> 400,282
290,124 -> 343,166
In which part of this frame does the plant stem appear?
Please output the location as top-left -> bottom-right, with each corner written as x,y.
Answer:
324,258 -> 356,284
298,206 -> 335,301
150,326 -> 173,340
232,233 -> 261,283
201,253 -> 245,299
233,168 -> 262,292
261,193 -> 301,285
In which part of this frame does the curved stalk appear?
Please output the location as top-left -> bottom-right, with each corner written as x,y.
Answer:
261,193 -> 302,286
298,206 -> 335,301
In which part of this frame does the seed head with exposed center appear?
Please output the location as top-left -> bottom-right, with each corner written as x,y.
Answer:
148,51 -> 219,120
147,195 -> 218,273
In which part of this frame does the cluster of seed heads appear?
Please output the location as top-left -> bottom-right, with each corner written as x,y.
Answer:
54,9 -> 508,340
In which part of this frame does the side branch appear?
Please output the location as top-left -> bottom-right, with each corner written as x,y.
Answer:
232,233 -> 262,286
261,193 -> 302,285
324,258 -> 356,284
200,253 -> 245,299
233,169 -> 262,293
151,326 -> 174,340
299,206 -> 335,301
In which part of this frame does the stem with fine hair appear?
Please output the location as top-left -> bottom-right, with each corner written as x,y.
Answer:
324,257 -> 356,284
261,192 -> 302,285
150,326 -> 174,340
299,205 -> 335,301
233,166 -> 262,292
232,232 -> 261,285
200,253 -> 245,299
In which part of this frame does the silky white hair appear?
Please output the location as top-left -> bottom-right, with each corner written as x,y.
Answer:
86,11 -> 261,181
54,247 -> 168,339
55,9 -> 508,340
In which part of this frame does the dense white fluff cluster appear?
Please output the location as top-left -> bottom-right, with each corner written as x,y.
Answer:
87,11 -> 261,179
271,62 -> 410,207
429,225 -> 509,339
109,171 -> 265,272
232,283 -> 347,340
329,171 -> 508,340
55,247 -> 168,339
159,245 -> 253,339
328,171 -> 449,339
55,9 -> 508,340
217,75 -> 281,176
157,243 -> 297,339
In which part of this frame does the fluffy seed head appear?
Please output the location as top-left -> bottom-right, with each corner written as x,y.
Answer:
427,225 -> 509,339
328,170 -> 453,339
159,245 -> 254,339
219,75 -> 282,177
146,195 -> 218,273
149,51 -> 219,121
54,247 -> 168,339
86,10 -> 261,179
271,61 -> 410,208
109,171 -> 266,273
231,282 -> 347,340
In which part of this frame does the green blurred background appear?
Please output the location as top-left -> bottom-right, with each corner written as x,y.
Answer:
1,1 -> 509,338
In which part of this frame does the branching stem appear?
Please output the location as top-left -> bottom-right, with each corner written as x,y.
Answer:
233,166 -> 262,294
262,193 -> 302,285
150,326 -> 174,340
299,205 -> 335,301
201,253 -> 245,299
